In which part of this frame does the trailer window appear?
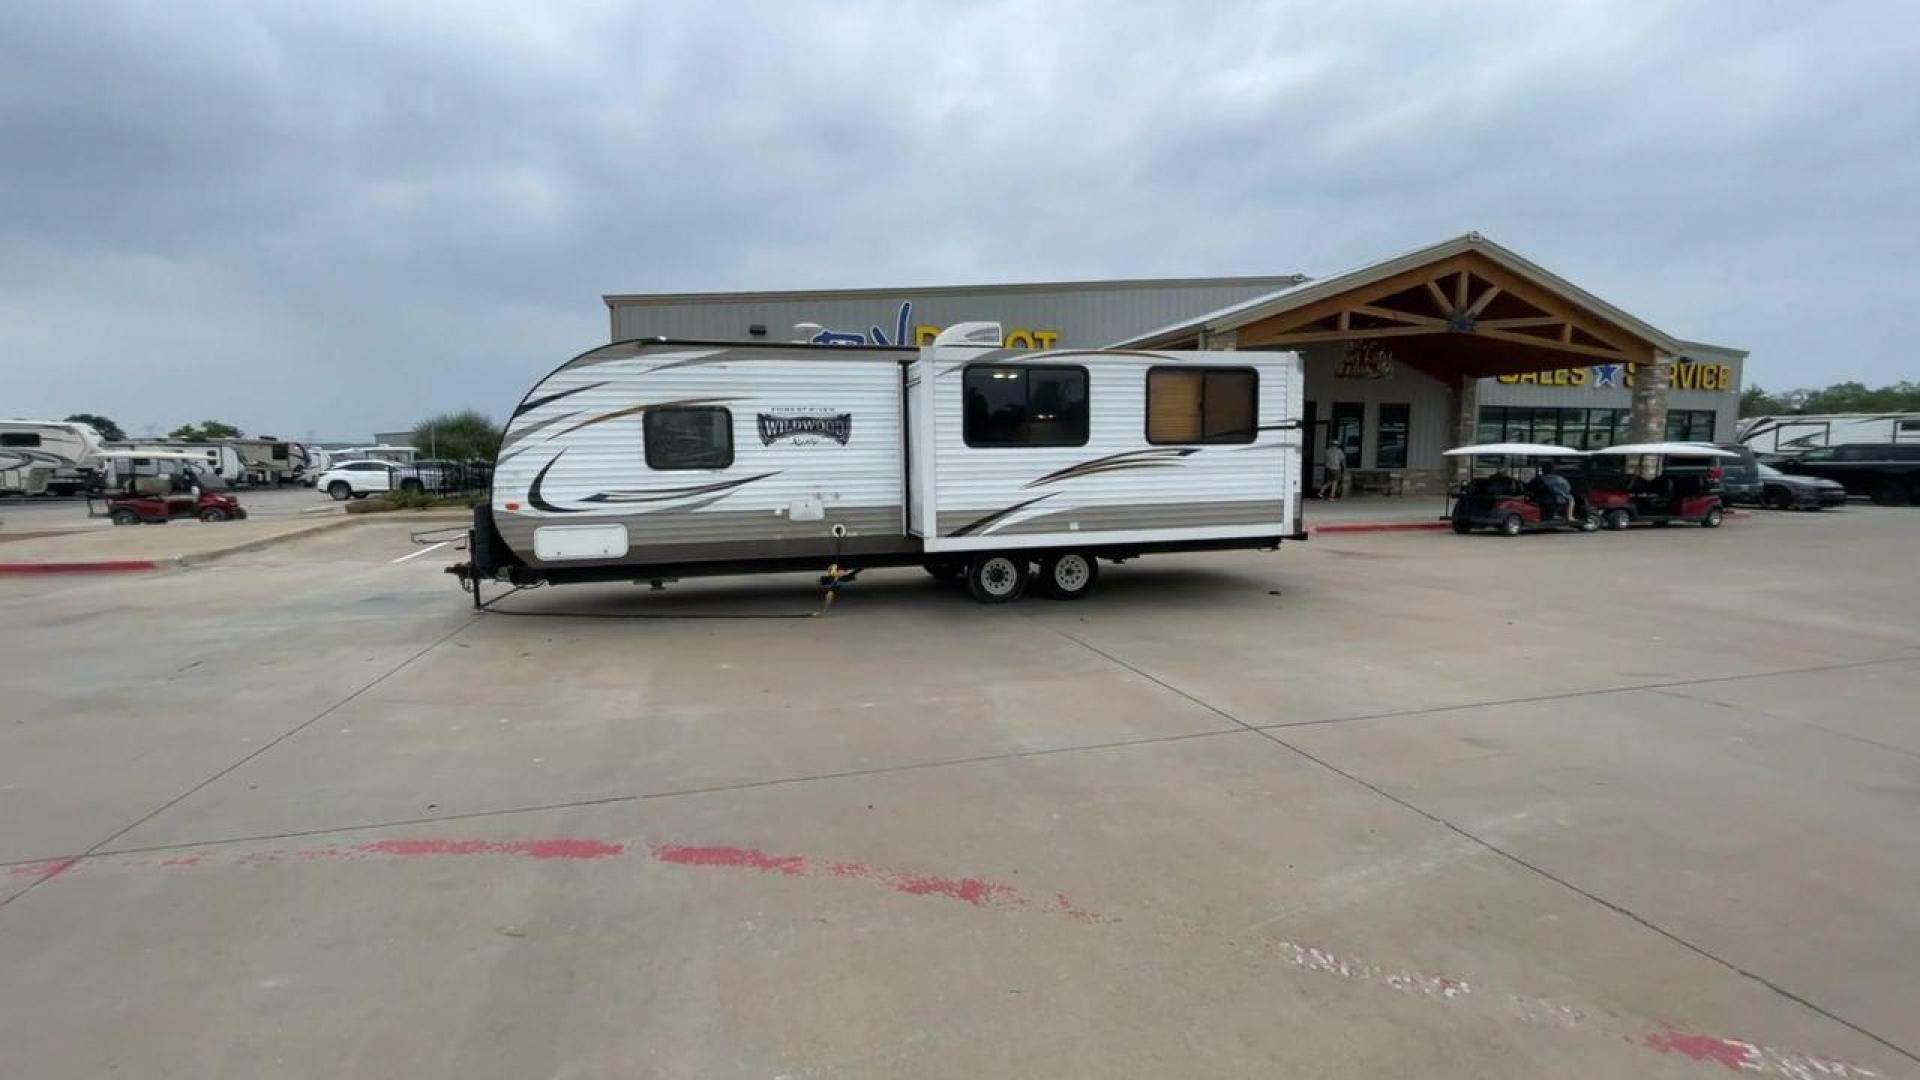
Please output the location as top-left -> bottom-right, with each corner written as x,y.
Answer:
645,407 -> 734,470
963,366 -> 1089,447
1146,367 -> 1257,444
1,433 -> 42,447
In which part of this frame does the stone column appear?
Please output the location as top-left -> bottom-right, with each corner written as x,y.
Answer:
1452,374 -> 1479,485
1628,351 -> 1672,477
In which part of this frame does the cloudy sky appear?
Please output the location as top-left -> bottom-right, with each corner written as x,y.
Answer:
4,1 -> 1915,440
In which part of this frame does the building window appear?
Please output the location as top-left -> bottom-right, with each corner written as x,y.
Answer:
644,407 -> 734,470
1376,404 -> 1410,468
1330,402 -> 1363,464
1477,406 -> 1641,450
1146,367 -> 1257,444
963,366 -> 1089,447
1,432 -> 42,448
1664,409 -> 1718,442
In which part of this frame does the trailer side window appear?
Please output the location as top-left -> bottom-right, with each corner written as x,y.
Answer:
963,366 -> 1089,447
645,406 -> 734,470
1,433 -> 42,447
1146,368 -> 1257,444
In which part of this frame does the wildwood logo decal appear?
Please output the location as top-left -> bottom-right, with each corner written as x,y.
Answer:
757,411 -> 852,446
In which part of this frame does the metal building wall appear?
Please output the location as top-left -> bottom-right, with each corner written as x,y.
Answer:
605,278 -> 1302,349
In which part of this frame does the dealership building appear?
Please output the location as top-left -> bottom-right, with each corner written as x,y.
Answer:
604,233 -> 1744,492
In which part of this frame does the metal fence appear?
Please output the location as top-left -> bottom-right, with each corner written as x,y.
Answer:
390,460 -> 494,498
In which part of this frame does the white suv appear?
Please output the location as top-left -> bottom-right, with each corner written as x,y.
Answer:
317,460 -> 403,500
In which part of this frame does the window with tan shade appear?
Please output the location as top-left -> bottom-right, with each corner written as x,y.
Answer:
1147,367 -> 1257,445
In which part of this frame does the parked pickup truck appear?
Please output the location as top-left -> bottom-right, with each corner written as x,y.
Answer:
1777,444 -> 1920,505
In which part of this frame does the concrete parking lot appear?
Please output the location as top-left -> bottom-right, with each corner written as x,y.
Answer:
1,508 -> 1916,1078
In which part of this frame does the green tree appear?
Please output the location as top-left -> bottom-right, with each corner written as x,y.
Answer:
167,420 -> 244,441
412,410 -> 502,462
64,413 -> 126,441
1739,380 -> 1920,417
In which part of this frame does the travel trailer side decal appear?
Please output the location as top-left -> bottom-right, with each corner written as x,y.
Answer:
582,473 -> 780,505
514,381 -> 606,418
949,493 -> 1058,537
523,450 -> 779,515
1024,447 -> 1198,488
527,453 -> 586,514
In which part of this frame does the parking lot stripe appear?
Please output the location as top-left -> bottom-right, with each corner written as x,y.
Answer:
392,541 -> 450,564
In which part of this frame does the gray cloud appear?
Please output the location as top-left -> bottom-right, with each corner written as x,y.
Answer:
3,0 -> 1916,439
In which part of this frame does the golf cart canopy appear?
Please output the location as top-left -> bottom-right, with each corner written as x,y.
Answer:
1588,442 -> 1740,458
1442,443 -> 1585,458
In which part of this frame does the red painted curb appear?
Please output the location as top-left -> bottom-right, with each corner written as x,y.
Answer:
0,560 -> 160,575
1312,521 -> 1451,534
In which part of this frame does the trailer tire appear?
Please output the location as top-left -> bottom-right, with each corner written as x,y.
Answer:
110,507 -> 141,526
965,554 -> 1028,604
199,508 -> 228,522
1500,513 -> 1523,537
327,481 -> 351,501
1036,551 -> 1098,600
1604,508 -> 1631,531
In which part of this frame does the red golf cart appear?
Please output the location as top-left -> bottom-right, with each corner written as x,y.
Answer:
1444,443 -> 1601,536
1582,443 -> 1733,530
94,451 -> 247,525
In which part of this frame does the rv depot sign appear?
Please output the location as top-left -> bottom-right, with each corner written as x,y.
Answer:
804,301 -> 1062,350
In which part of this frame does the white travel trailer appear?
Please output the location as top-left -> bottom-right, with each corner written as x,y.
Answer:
110,441 -> 247,483
1738,413 -> 1920,455
455,324 -> 1304,604
0,420 -> 106,495
225,438 -> 297,485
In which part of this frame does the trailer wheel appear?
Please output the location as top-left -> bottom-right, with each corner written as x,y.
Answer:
327,481 -> 351,501
199,508 -> 228,522
1604,508 -> 1631,531
1701,506 -> 1724,528
1036,551 -> 1098,600
110,507 -> 141,526
1499,513 -> 1523,537
965,554 -> 1028,603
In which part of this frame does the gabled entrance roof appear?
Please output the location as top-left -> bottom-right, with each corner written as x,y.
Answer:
1113,233 -> 1686,371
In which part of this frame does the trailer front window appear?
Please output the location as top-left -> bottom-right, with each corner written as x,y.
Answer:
963,366 -> 1089,447
1,433 -> 42,447
645,407 -> 734,470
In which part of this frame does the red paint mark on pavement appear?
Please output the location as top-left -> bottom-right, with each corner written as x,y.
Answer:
655,843 -> 805,875
1645,1026 -> 1758,1070
0,560 -> 160,575
6,856 -> 79,884
651,843 -> 1102,920
356,837 -> 625,861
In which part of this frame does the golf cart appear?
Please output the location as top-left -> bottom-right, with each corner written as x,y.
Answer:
94,451 -> 247,525
1444,443 -> 1600,536
1582,443 -> 1733,530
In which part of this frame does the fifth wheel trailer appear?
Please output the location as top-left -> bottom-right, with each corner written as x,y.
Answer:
453,323 -> 1305,603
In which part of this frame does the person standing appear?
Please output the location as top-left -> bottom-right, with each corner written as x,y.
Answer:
1320,438 -> 1348,500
